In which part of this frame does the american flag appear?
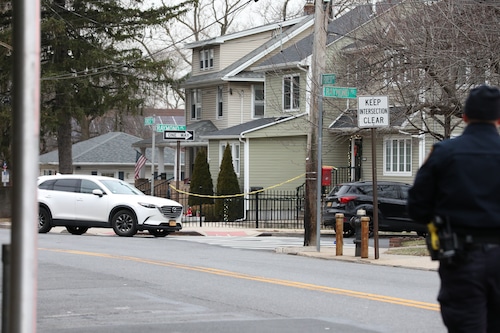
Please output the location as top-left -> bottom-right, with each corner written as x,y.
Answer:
134,151 -> 147,180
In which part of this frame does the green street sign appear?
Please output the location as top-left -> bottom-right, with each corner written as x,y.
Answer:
322,73 -> 336,85
156,124 -> 186,132
323,86 -> 357,99
144,117 -> 155,126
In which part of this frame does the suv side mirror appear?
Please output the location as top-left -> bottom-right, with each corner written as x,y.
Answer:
92,189 -> 104,197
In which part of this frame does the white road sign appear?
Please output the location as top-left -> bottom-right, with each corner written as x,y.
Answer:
163,130 -> 194,141
357,96 -> 389,128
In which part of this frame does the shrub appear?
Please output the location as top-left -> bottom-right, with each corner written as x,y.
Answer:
188,149 -> 214,206
215,144 -> 243,221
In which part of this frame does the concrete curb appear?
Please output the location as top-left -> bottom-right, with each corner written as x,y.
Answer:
0,221 -> 438,271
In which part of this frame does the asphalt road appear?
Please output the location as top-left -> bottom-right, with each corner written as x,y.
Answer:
0,229 -> 445,333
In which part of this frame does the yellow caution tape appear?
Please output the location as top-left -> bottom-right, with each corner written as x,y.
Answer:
169,173 -> 306,199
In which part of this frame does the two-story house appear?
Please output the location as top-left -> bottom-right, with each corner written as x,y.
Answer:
181,11 -> 316,193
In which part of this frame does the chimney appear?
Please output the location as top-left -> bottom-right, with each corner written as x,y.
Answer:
304,0 -> 314,15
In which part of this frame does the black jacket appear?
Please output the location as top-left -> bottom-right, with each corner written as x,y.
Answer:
408,123 -> 500,231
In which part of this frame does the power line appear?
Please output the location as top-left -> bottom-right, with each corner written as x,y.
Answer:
41,0 -> 261,81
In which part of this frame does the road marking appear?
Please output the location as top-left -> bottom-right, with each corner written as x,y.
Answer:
41,248 -> 440,312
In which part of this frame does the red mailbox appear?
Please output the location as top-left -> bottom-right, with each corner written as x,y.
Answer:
321,166 -> 333,186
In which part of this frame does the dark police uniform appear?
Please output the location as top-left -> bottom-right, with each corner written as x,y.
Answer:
408,85 -> 500,333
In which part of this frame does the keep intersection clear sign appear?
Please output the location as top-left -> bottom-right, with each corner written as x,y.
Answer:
357,96 -> 389,128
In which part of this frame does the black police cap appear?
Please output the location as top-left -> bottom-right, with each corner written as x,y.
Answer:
464,85 -> 500,121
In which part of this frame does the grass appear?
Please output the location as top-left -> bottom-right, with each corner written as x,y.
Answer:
385,238 -> 430,256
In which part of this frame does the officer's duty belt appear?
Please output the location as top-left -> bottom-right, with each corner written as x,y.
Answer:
456,233 -> 500,251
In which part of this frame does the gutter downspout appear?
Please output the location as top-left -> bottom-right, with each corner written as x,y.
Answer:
296,60 -> 311,115
239,134 -> 250,221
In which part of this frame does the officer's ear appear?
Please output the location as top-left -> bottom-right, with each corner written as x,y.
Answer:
462,114 -> 470,124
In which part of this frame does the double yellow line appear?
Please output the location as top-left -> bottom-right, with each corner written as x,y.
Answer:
41,248 -> 440,312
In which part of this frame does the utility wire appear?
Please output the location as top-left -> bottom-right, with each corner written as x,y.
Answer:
41,0 -> 262,81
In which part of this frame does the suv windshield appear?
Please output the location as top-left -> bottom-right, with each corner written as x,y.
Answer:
100,179 -> 144,195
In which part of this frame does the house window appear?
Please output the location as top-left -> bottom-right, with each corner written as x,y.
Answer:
199,49 -> 214,70
384,137 -> 412,176
283,75 -> 300,111
190,89 -> 201,120
217,86 -> 223,118
220,142 -> 240,176
253,83 -> 264,118
101,172 -> 115,178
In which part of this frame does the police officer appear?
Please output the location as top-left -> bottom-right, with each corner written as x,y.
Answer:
408,85 -> 500,333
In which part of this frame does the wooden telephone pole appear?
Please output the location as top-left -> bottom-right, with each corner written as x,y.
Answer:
304,0 -> 330,246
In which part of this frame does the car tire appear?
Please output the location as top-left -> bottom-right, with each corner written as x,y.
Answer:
148,229 -> 170,237
368,217 -> 374,238
417,231 -> 428,238
111,210 -> 137,237
66,226 -> 89,235
38,207 -> 53,233
334,224 -> 355,238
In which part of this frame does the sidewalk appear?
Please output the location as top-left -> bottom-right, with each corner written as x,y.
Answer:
180,226 -> 438,271
0,220 -> 438,271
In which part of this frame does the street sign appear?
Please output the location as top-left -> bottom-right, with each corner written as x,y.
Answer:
163,130 -> 194,141
323,86 -> 357,99
322,73 -> 336,85
144,117 -> 155,126
357,96 -> 389,128
156,124 -> 186,132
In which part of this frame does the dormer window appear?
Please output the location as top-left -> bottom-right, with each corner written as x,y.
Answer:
199,49 -> 214,70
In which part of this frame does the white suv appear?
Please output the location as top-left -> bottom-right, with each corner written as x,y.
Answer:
38,175 -> 183,237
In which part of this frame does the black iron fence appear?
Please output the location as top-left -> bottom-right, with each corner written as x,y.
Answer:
135,166 -> 357,230
181,185 -> 305,229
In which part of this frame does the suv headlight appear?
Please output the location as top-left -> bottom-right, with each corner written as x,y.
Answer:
138,202 -> 157,209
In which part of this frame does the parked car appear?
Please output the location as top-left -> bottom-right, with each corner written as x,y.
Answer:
38,174 -> 183,237
323,181 -> 427,237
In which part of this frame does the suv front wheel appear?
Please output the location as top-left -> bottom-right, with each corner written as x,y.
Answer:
66,226 -> 89,235
111,209 -> 137,237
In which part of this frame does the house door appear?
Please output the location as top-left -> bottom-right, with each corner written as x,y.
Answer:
352,138 -> 362,181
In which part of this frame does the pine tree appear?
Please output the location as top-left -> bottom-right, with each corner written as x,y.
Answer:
0,1 -> 189,173
188,149 -> 214,207
215,144 -> 243,222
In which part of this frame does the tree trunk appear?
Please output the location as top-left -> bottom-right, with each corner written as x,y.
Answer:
79,115 -> 91,141
57,111 -> 73,174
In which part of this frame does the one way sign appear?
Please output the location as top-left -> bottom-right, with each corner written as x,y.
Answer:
163,130 -> 194,141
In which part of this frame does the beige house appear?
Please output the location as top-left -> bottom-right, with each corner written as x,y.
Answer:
181,13 -> 315,193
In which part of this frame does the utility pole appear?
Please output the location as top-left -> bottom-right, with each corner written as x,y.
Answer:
304,0 -> 330,246
10,1 -> 41,332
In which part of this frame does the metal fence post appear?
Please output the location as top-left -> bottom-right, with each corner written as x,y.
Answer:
250,187 -> 263,228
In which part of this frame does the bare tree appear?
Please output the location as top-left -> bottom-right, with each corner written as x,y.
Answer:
334,0 -> 500,140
